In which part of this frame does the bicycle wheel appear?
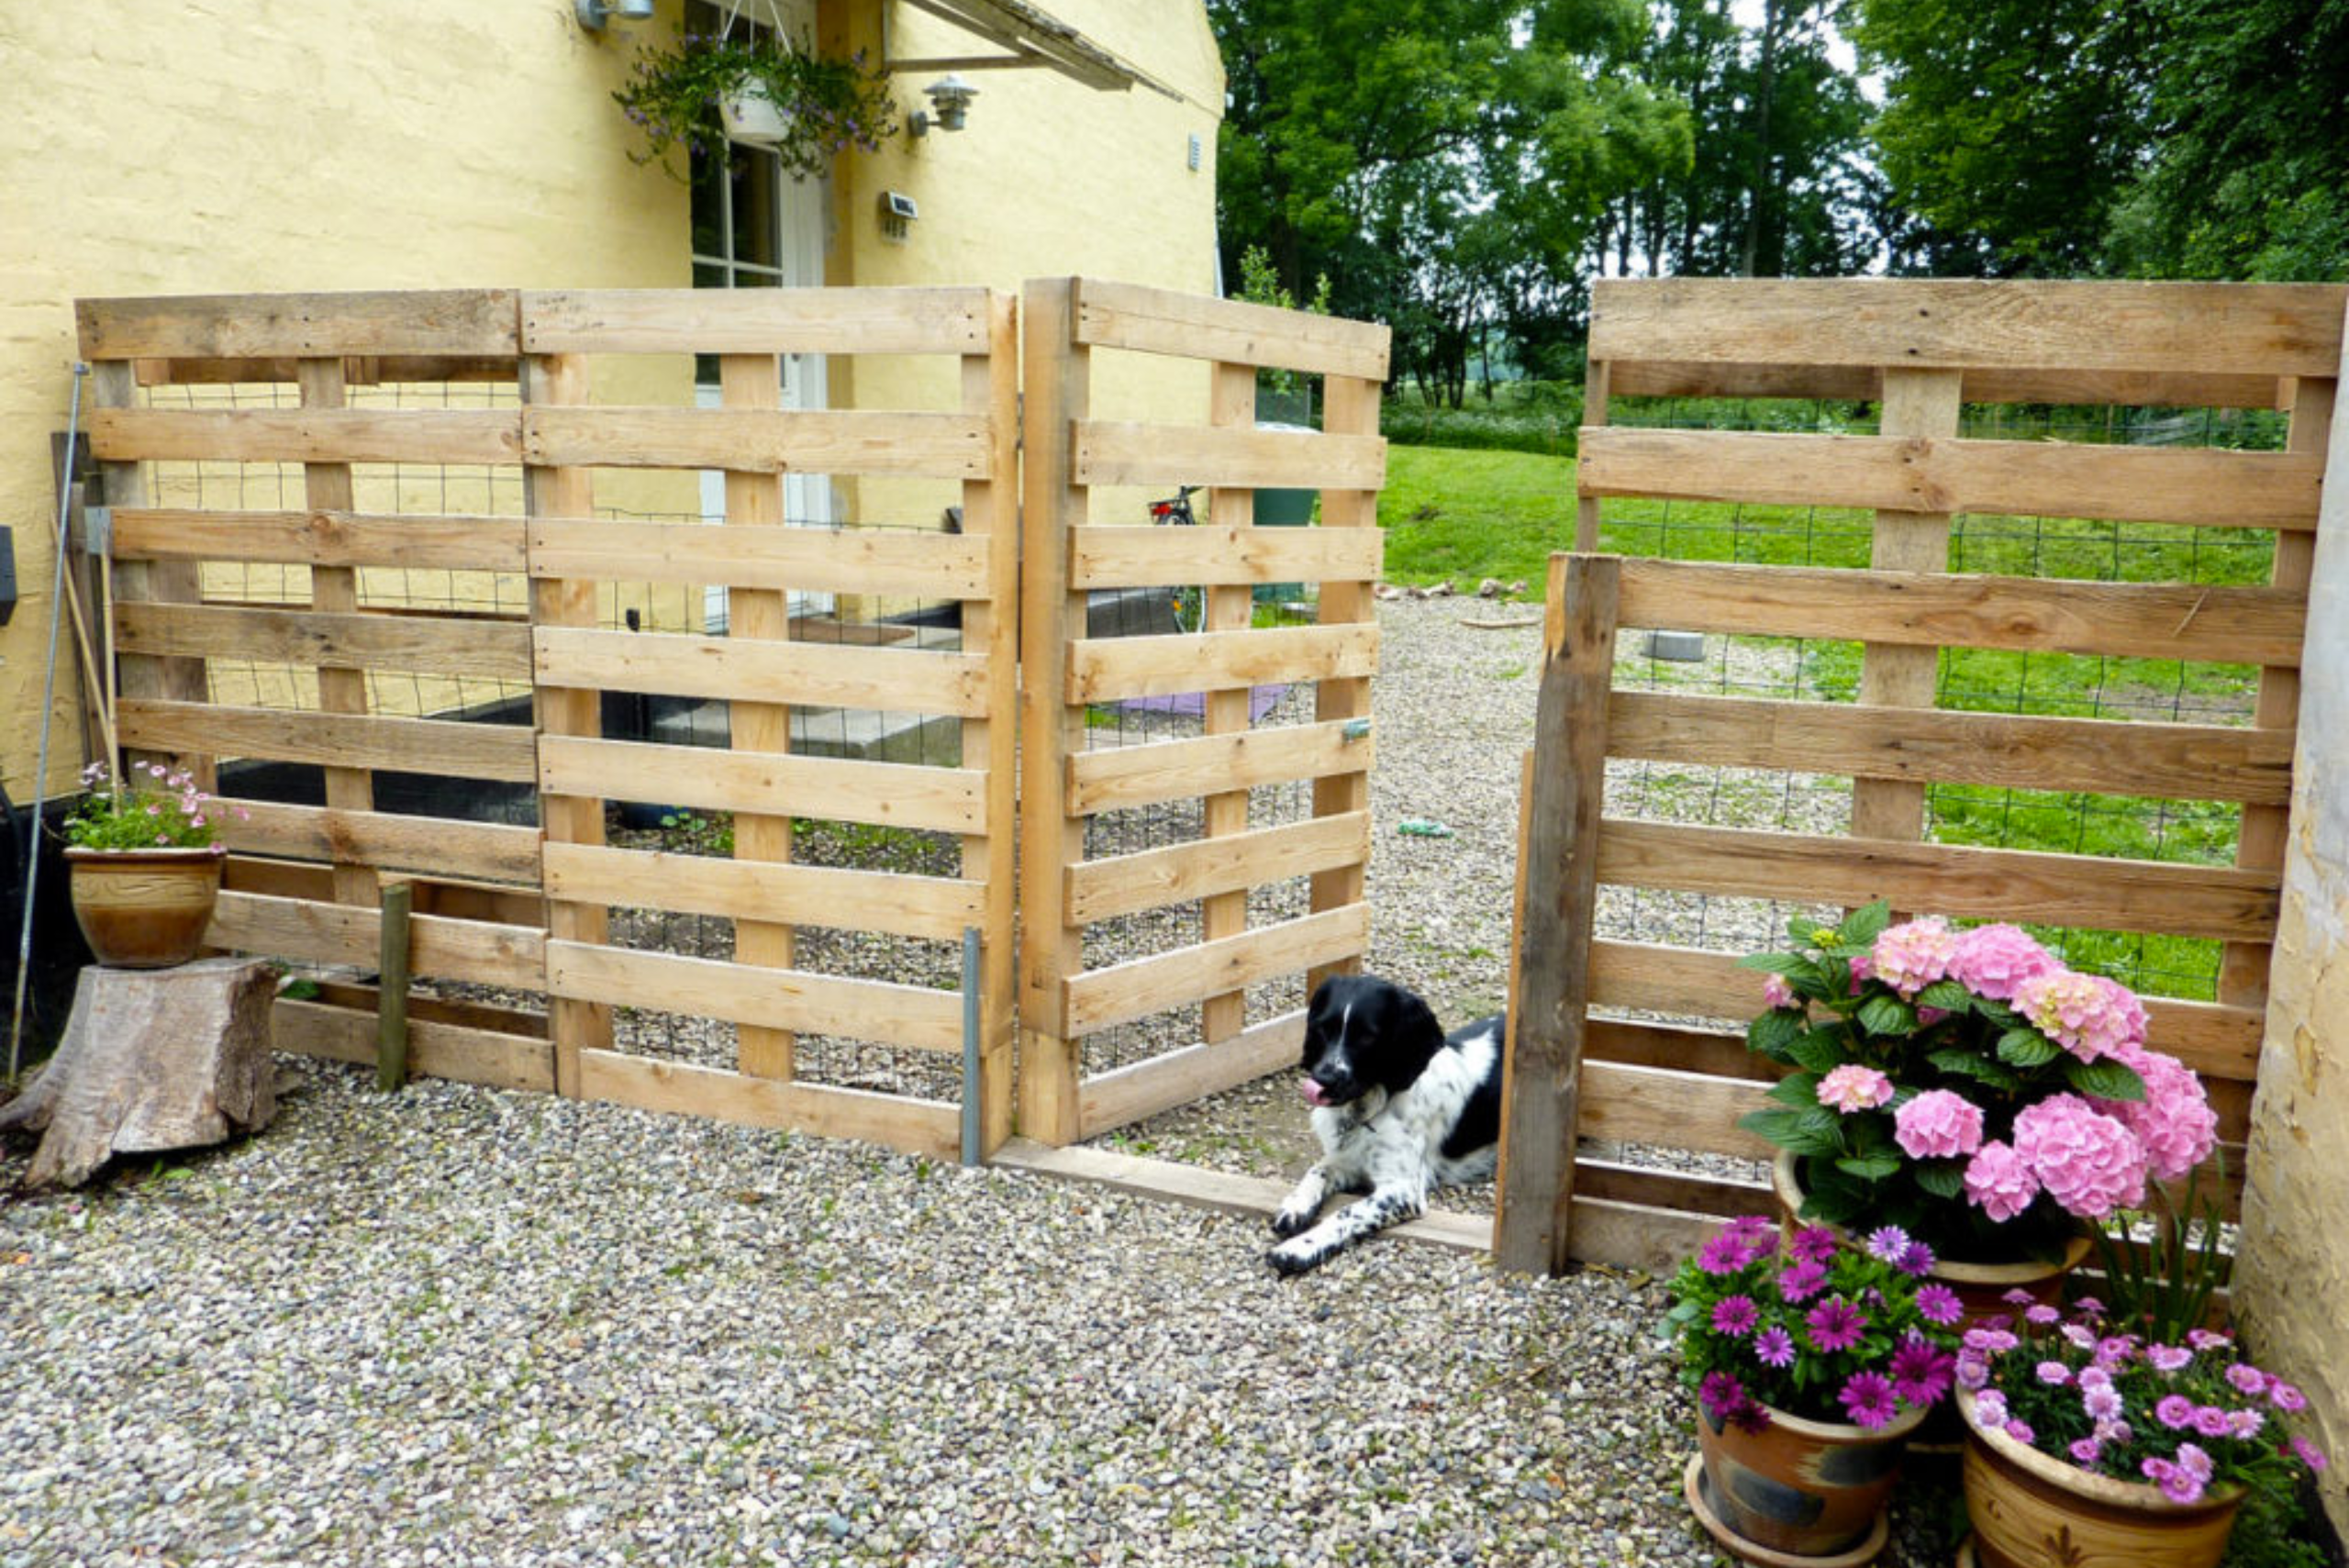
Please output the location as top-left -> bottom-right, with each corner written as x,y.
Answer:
1171,584 -> 1208,634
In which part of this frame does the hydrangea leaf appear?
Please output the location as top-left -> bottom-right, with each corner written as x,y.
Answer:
1997,1029 -> 2062,1069
2065,1057 -> 2146,1103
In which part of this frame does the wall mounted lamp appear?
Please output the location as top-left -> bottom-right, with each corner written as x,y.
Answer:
909,74 -> 979,136
575,0 -> 657,31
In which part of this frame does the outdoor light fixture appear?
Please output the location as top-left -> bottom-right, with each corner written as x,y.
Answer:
909,74 -> 978,136
575,0 -> 656,32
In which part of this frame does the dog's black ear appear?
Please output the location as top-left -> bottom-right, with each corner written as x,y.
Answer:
1370,984 -> 1447,1093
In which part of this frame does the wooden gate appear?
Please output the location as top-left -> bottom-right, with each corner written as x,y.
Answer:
1016,279 -> 1391,1144
1497,279 -> 2345,1275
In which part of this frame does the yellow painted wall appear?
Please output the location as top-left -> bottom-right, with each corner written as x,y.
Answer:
2,0 -> 1230,795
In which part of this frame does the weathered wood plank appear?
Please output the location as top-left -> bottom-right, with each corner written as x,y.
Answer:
1076,1011 -> 1308,1141
1606,691 -> 2297,806
1596,819 -> 2279,942
1062,905 -> 1371,1036
521,408 -> 991,479
213,799 -> 542,885
532,626 -> 989,717
1066,624 -> 1378,705
546,941 -> 962,1053
110,509 -> 528,572
1307,372 -> 1383,995
1073,279 -> 1392,380
1603,359 -> 2291,410
1066,720 -> 1375,816
1496,553 -> 1619,1276
211,889 -> 544,989
538,736 -> 985,835
1065,811 -> 1372,925
133,354 -> 518,386
1612,559 -> 2306,666
578,1051 -> 960,1161
89,408 -> 522,465
1588,279 -> 2347,378
518,287 -> 991,356
114,602 -> 532,680
526,519 -> 990,599
118,699 -> 538,783
541,841 -> 981,942
1074,420 -> 1386,491
1578,427 -> 2324,530
78,289 -> 522,360
1580,1061 -> 1774,1159
1069,525 -> 1383,589
273,997 -> 553,1094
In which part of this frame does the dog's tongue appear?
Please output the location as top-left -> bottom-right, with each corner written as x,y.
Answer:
1298,1076 -> 1330,1106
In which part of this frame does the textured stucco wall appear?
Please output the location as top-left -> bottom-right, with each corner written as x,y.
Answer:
2237,355 -> 2349,1538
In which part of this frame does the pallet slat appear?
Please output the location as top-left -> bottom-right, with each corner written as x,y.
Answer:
215,799 -> 541,885
542,841 -> 981,941
1066,719 -> 1374,816
90,408 -> 521,465
526,519 -> 990,599
1595,819 -> 2279,941
79,289 -> 522,360
1065,812 -> 1371,925
1066,624 -> 1378,705
1588,279 -> 2347,379
1607,691 -> 2296,806
115,602 -> 532,680
1069,525 -> 1383,590
212,889 -> 543,989
547,941 -> 963,1053
537,736 -> 985,836
1073,278 -> 1392,380
1580,427 -> 2323,530
519,287 -> 992,356
521,408 -> 991,479
532,626 -> 989,717
1074,420 -> 1386,491
119,699 -> 539,783
1581,1061 -> 1775,1159
1063,905 -> 1370,1036
110,509 -> 527,572
1613,559 -> 2306,666
1076,1011 -> 1307,1140
1602,360 -> 2289,411
578,1051 -> 961,1160
273,996 -> 553,1093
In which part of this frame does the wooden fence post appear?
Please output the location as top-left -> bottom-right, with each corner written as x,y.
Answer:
1018,278 -> 1086,1144
965,291 -> 1021,1155
1307,372 -> 1382,993
1495,551 -> 1620,1275
1200,362 -> 1257,1042
297,357 -> 380,911
522,350 -> 612,1095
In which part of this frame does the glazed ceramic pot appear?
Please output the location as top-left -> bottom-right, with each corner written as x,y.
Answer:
65,844 -> 228,967
1693,1391 -> 1926,1559
1958,1385 -> 2243,1568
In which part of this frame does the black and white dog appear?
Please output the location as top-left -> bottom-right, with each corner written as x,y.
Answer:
1266,974 -> 1505,1275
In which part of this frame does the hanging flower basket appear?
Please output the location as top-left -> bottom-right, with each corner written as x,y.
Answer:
719,82 -> 793,147
614,31 -> 896,180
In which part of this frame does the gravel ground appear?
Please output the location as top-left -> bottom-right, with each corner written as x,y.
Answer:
0,598 -> 1969,1567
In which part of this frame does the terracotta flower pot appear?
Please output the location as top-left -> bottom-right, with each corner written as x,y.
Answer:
1773,1152 -> 2093,1325
1694,1393 -> 1926,1560
65,844 -> 228,968
1958,1386 -> 2243,1568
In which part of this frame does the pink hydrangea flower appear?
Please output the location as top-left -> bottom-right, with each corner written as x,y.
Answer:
2012,1095 -> 2148,1219
2105,1044 -> 2218,1183
1762,972 -> 1799,1010
2015,970 -> 2142,1063
1948,924 -> 2060,1001
1871,918 -> 1957,998
1963,1140 -> 2040,1222
1894,1089 -> 1986,1160
1817,1063 -> 1894,1114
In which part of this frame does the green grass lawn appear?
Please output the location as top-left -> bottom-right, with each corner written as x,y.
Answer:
1375,444 -> 2276,999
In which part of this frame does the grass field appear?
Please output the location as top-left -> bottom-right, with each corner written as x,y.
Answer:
1374,444 -> 2276,1000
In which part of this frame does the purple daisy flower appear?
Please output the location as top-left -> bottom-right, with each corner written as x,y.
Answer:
2271,1381 -> 2309,1413
2024,1304 -> 2061,1327
1897,1241 -> 1934,1277
2006,1418 -> 2036,1444
2228,1407 -> 2265,1439
2226,1363 -> 2268,1397
1840,1372 -> 1899,1429
1789,1226 -> 1841,1265
1698,1371 -> 1747,1421
2071,1296 -> 2105,1318
1710,1295 -> 1761,1337
2035,1360 -> 2073,1386
2146,1343 -> 2192,1372
2070,1437 -> 2103,1465
1806,1296 -> 1868,1353
1971,1390 -> 2009,1429
2082,1384 -> 2123,1421
2193,1406 -> 2233,1439
1753,1326 -> 1797,1369
1914,1284 -> 1965,1327
2290,1436 -> 2328,1473
1865,1225 -> 1912,1264
1888,1336 -> 1952,1407
2155,1394 -> 2197,1429
1696,1232 -> 1752,1275
2187,1328 -> 2231,1351
1778,1260 -> 1830,1304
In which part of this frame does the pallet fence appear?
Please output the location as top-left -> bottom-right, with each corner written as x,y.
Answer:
1501,279 -> 2346,1275
1018,278 -> 1390,1144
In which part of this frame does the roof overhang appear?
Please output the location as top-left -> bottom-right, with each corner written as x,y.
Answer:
891,0 -> 1185,100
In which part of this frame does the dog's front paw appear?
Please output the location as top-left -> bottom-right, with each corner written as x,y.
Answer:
1265,1237 -> 1329,1276
1269,1205 -> 1315,1240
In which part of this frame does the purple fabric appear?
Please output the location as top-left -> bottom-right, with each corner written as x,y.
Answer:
1119,684 -> 1290,720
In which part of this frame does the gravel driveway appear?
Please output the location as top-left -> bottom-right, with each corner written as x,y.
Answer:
1,600 -> 1956,1567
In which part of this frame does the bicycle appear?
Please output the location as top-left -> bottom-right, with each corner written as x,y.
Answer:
1148,484 -> 1208,633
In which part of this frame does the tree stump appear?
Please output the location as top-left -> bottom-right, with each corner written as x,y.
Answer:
0,958 -> 278,1189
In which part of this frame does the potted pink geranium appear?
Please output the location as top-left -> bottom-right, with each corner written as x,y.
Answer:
1738,903 -> 2219,1297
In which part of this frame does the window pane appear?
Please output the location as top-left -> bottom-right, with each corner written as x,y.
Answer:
730,144 -> 782,272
